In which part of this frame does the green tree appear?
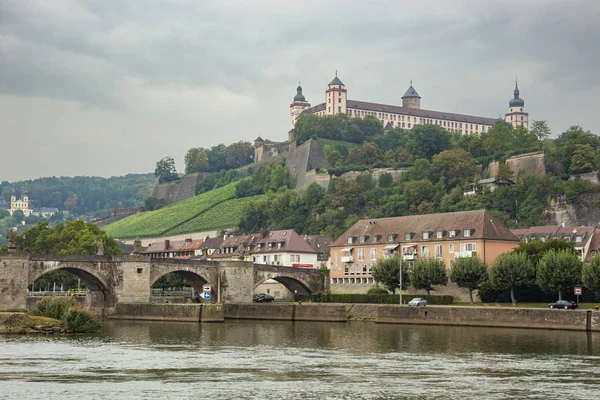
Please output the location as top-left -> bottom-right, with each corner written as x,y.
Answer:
530,120 -> 551,145
206,144 -> 227,171
326,150 -> 342,167
370,255 -> 409,294
449,256 -> 488,303
184,148 -> 209,173
408,125 -> 452,159
495,162 -> 515,181
378,173 -> 393,188
489,252 -> 534,305
154,156 -> 179,183
583,255 -> 600,296
536,250 -> 582,300
143,196 -> 166,211
225,141 -> 253,168
569,144 -> 598,173
12,209 -> 25,224
514,238 -> 575,266
409,257 -> 448,295
431,148 -> 476,188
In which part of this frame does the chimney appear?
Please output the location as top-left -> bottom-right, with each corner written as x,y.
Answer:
164,239 -> 170,249
133,239 -> 142,254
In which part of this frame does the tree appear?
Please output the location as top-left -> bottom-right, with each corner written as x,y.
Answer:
569,144 -> 598,173
489,252 -> 534,305
225,141 -> 253,169
431,148 -> 476,188
154,156 -> 179,183
12,209 -> 25,224
408,125 -> 452,160
326,150 -> 342,167
206,144 -> 227,171
409,257 -> 448,295
184,148 -> 209,173
495,163 -> 515,181
449,256 -> 488,303
514,238 -> 575,266
530,120 -> 551,144
536,250 -> 582,300
143,196 -> 166,211
370,256 -> 409,294
583,255 -> 600,295
14,220 -> 122,256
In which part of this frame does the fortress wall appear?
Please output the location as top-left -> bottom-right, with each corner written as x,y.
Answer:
487,151 -> 545,178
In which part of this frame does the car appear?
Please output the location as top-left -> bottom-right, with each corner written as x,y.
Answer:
548,300 -> 578,309
253,293 -> 275,303
408,298 -> 427,307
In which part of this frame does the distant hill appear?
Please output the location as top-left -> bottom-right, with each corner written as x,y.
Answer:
103,181 -> 265,238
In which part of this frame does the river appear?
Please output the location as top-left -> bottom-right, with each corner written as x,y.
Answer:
1,320 -> 600,399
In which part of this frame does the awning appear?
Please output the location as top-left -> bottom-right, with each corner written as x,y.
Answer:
384,244 -> 399,250
340,247 -> 353,252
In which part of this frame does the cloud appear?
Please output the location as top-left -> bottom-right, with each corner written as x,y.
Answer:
0,0 -> 599,181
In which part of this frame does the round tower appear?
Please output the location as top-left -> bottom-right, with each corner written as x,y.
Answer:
325,72 -> 347,115
290,82 -> 311,129
401,80 -> 421,109
504,79 -> 528,128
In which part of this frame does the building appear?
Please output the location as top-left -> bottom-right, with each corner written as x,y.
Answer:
302,234 -> 333,268
510,225 -> 595,261
211,230 -> 320,267
329,210 -> 519,290
463,177 -> 516,196
504,79 -> 528,128
9,190 -> 32,217
290,74 -> 528,134
140,238 -> 203,259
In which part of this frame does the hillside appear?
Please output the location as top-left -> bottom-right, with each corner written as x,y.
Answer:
103,181 -> 265,238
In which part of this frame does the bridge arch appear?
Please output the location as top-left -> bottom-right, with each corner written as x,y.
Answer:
150,269 -> 211,295
254,274 -> 313,299
28,264 -> 112,310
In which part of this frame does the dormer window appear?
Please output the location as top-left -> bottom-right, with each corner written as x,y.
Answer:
347,237 -> 354,244
388,233 -> 396,242
371,235 -> 379,243
464,229 -> 471,238
449,230 -> 457,238
576,236 -> 582,243
403,232 -> 412,241
436,231 -> 443,240
359,236 -> 367,244
277,242 -> 283,249
268,242 -> 273,249
422,232 -> 430,240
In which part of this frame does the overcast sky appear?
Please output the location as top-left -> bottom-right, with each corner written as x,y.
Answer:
1,0 -> 599,182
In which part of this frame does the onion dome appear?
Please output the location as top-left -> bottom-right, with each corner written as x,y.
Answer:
509,80 -> 525,108
293,84 -> 306,102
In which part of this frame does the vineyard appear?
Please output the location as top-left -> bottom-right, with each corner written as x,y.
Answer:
103,182 -> 241,238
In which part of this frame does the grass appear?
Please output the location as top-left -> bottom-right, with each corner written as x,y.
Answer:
103,182 -> 239,238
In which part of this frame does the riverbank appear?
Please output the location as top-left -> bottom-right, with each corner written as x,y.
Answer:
0,312 -> 70,334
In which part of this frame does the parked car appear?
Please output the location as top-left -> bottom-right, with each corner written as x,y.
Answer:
408,298 -> 427,307
548,300 -> 578,309
253,293 -> 275,303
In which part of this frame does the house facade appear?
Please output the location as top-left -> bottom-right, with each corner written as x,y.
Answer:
511,225 -> 596,261
329,210 -> 519,291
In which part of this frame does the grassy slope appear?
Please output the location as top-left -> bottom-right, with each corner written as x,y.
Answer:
103,182 -> 238,238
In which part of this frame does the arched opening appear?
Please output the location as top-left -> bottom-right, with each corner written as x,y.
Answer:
254,276 -> 312,301
151,270 -> 210,303
28,268 -> 110,310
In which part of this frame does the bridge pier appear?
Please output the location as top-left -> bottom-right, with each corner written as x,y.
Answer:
0,253 -> 29,311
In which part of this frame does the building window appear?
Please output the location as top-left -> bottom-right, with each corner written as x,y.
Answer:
371,235 -> 379,243
464,229 -> 471,238
347,237 -> 353,244
338,97 -> 341,103
268,243 -> 273,249
359,236 -> 366,244
449,230 -> 456,238
421,246 -> 429,258
404,232 -> 411,241
344,264 -> 349,275
363,264 -> 368,274
358,249 -> 365,261
576,236 -> 583,243
449,244 -> 454,253
422,232 -> 430,240
370,248 -> 377,260
436,231 -> 443,239
435,245 -> 442,258
460,243 -> 476,252
388,234 -> 395,242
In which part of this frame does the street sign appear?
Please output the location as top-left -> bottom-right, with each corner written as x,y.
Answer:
202,292 -> 211,299
203,285 -> 211,292
574,287 -> 583,295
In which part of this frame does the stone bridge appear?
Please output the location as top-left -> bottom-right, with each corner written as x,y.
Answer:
0,253 -> 327,312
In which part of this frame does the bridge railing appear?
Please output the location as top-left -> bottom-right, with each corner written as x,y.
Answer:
27,289 -> 87,297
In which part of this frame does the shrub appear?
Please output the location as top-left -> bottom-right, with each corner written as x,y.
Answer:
30,298 -> 76,321
29,298 -> 101,333
367,287 -> 389,295
310,293 -> 453,305
65,310 -> 102,333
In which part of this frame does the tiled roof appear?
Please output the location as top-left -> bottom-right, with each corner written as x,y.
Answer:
511,225 -> 595,246
303,234 -> 333,260
250,230 -> 317,254
332,210 -> 518,247
300,100 -> 496,125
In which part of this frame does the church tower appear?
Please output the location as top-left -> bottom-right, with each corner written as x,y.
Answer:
505,79 -> 528,128
325,73 -> 347,115
10,190 -> 16,210
290,83 -> 310,129
401,80 -> 421,109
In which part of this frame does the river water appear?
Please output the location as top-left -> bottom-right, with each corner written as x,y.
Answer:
1,320 -> 600,399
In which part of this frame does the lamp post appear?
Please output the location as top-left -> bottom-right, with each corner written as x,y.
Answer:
399,258 -> 403,306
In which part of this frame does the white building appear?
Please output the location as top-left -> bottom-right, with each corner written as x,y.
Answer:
290,74 -> 529,134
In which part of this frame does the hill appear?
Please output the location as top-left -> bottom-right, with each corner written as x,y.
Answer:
103,181 -> 265,238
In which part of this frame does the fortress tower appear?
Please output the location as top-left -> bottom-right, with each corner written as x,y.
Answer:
290,83 -> 311,129
325,73 -> 347,115
401,80 -> 421,109
505,79 -> 528,128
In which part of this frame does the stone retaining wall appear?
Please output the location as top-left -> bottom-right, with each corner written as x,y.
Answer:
224,303 -> 346,322
109,303 -> 223,322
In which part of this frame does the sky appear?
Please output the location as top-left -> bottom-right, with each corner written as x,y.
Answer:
1,0 -> 599,182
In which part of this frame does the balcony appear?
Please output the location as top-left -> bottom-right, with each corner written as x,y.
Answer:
402,254 -> 416,261
341,256 -> 353,263
455,250 -> 476,258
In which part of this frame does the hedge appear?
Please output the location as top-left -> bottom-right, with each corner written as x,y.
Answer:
311,293 -> 453,305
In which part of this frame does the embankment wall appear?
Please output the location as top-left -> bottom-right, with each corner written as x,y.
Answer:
224,303 -> 346,322
109,303 -> 223,322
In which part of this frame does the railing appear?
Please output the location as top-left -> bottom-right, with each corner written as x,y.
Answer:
151,289 -> 193,298
27,289 -> 87,297
67,288 -> 87,296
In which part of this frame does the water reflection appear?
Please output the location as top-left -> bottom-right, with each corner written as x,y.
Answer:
1,320 -> 600,399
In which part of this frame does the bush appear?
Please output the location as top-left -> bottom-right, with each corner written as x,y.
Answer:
29,298 -> 101,333
367,287 -> 389,295
310,293 -> 453,305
